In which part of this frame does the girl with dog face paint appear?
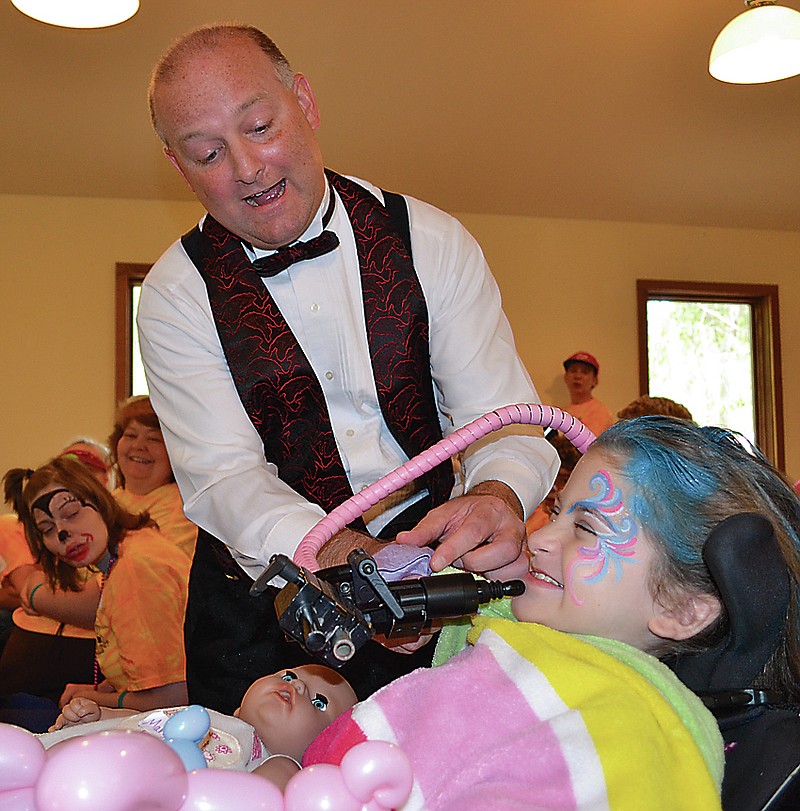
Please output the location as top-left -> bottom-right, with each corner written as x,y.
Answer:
31,486 -> 110,571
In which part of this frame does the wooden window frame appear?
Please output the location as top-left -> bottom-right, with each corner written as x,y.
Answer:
114,262 -> 150,406
636,279 -> 785,470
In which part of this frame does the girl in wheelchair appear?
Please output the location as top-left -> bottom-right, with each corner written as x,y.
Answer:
304,416 -> 800,810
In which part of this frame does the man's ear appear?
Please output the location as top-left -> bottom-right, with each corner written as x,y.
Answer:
649,592 -> 722,642
293,73 -> 321,130
163,146 -> 187,181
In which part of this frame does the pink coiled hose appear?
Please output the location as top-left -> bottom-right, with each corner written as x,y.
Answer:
294,403 -> 595,572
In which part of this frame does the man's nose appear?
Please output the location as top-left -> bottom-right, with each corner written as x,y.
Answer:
231,140 -> 263,184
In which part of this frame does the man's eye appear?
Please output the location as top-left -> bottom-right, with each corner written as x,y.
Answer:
280,671 -> 297,682
311,694 -> 329,711
198,148 -> 221,166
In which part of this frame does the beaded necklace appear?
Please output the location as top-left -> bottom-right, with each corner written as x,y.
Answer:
91,549 -> 117,688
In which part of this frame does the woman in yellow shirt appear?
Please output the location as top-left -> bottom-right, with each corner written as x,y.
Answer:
108,396 -> 197,560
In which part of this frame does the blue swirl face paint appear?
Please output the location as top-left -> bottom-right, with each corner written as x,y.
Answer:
565,469 -> 639,605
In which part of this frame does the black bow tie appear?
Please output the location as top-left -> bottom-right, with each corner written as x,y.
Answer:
251,230 -> 340,277
251,190 -> 339,278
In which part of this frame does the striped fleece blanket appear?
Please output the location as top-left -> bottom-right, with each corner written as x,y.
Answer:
304,616 -> 723,810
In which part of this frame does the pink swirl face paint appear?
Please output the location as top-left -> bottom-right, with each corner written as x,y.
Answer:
564,469 -> 639,605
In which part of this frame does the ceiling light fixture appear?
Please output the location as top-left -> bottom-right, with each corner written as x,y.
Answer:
710,1 -> 800,84
10,0 -> 139,29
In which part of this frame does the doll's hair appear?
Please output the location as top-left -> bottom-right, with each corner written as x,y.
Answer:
3,457 -> 152,591
107,395 -> 174,489
590,416 -> 800,698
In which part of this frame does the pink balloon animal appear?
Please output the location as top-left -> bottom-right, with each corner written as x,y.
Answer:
0,723 -> 412,811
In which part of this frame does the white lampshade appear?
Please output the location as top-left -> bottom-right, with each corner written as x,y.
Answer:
11,0 -> 139,29
710,2 -> 800,84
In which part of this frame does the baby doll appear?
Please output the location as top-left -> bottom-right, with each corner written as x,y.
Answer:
45,663 -> 356,790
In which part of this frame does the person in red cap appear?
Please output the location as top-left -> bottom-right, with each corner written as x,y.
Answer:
562,351 -> 616,437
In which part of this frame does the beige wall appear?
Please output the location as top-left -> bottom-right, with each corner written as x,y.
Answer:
2,193 -> 798,517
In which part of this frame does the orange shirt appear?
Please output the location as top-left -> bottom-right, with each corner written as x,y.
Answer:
564,398 -> 616,437
113,483 -> 197,560
0,514 -> 35,576
95,526 -> 190,692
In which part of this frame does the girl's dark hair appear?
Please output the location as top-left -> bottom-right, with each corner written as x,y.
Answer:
3,457 -> 152,591
591,416 -> 800,700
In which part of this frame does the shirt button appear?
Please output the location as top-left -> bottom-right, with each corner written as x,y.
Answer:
346,429 -> 355,437
325,371 -> 334,380
310,303 -> 319,312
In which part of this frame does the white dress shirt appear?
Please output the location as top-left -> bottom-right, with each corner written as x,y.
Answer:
137,176 -> 558,578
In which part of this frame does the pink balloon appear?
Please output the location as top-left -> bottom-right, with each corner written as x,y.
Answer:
0,787 -> 39,811
0,723 -> 46,791
180,769 -> 284,811
340,742 -> 413,809
36,730 -> 187,811
284,763 -> 361,811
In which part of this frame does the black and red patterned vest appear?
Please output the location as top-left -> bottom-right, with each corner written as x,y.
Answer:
181,170 -> 453,521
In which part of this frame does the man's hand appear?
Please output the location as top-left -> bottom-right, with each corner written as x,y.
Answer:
315,527 -> 384,569
395,480 -> 526,578
49,696 -> 102,730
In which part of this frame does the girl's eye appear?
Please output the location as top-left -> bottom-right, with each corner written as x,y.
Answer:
37,523 -> 55,537
280,671 -> 297,682
575,521 -> 598,537
311,694 -> 329,711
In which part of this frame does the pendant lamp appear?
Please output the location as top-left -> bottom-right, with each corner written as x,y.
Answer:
709,1 -> 800,83
10,0 -> 139,28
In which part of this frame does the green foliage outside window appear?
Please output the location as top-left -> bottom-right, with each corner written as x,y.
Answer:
647,300 -> 755,443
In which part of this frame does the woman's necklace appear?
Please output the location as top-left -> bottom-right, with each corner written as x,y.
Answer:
91,550 -> 117,688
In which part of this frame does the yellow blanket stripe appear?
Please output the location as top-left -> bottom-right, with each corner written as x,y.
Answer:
469,617 -> 723,810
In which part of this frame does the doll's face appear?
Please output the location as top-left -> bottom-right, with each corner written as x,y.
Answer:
30,483 -> 109,568
234,665 -> 357,761
512,451 -> 665,650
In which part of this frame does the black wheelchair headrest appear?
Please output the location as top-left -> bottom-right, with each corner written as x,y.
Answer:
667,512 -> 791,695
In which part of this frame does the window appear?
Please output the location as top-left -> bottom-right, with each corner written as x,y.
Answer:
637,280 -> 784,469
115,263 -> 150,405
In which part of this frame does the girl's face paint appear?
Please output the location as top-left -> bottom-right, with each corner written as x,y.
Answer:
564,469 -> 639,604
512,452 -> 664,650
31,483 -> 110,568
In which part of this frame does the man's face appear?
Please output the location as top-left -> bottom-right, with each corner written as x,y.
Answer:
153,36 -> 326,250
564,361 -> 598,401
